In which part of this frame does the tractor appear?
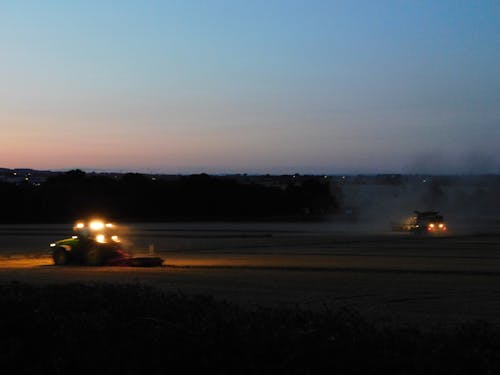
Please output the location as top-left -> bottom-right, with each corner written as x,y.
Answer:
50,220 -> 163,266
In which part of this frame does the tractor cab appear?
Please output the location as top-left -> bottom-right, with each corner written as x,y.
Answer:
72,220 -> 121,244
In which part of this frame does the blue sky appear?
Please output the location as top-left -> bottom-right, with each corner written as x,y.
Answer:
1,0 -> 499,173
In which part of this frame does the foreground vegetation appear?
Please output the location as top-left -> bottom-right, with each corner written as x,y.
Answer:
1,283 -> 499,374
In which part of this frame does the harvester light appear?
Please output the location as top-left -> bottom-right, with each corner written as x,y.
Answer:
105,223 -> 113,228
75,223 -> 84,229
111,235 -> 120,242
96,234 -> 106,243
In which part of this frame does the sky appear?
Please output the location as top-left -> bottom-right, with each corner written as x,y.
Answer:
1,0 -> 499,174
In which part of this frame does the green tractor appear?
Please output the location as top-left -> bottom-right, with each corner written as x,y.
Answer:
50,220 -> 163,266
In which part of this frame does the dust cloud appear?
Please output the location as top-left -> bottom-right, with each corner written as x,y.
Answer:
335,175 -> 500,234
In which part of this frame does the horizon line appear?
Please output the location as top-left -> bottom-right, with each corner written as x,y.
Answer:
1,166 -> 499,177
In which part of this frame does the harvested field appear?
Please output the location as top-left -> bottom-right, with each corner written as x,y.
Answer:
1,223 -> 500,326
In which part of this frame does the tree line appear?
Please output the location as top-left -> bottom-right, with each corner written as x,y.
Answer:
0,170 -> 338,223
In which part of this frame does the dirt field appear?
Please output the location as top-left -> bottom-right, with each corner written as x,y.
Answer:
1,222 -> 500,326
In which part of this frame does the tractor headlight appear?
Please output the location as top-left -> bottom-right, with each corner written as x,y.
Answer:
90,221 -> 105,230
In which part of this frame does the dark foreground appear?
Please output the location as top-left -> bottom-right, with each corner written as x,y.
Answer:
2,282 -> 500,375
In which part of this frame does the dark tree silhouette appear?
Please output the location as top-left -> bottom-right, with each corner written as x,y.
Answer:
0,170 -> 338,223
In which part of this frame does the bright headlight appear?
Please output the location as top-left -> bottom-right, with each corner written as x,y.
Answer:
96,234 -> 106,243
90,221 -> 104,230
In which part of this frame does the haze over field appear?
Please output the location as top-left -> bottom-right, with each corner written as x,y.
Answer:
1,1 -> 499,174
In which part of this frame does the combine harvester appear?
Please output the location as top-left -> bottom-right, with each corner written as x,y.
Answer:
50,220 -> 163,266
393,211 -> 448,235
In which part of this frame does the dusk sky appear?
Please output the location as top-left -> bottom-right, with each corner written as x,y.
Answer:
1,0 -> 499,174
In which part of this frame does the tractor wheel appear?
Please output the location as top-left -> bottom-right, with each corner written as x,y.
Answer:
85,248 -> 103,266
53,247 -> 69,265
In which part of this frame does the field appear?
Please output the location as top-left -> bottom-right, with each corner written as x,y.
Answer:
1,222 -> 500,326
